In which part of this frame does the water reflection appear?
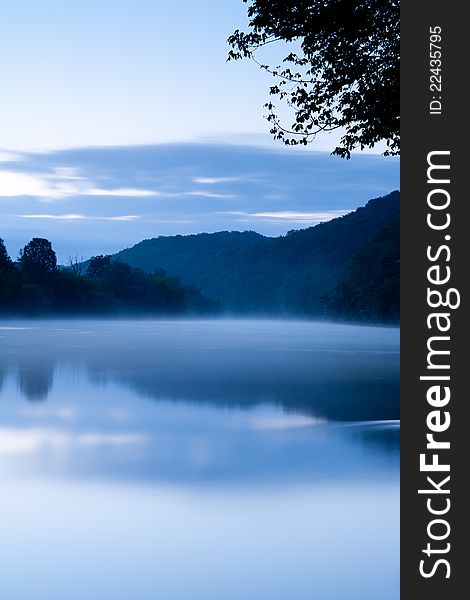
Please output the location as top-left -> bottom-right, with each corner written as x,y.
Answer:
1,319 -> 399,421
0,320 -> 399,484
0,320 -> 399,600
17,359 -> 54,402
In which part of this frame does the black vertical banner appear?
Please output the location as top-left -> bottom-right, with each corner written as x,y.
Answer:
401,1 -> 468,598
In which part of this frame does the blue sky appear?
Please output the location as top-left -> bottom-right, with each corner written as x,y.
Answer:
0,0 -> 271,150
0,1 -> 399,261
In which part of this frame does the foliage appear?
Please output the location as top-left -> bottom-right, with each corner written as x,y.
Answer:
0,238 -> 13,270
228,0 -> 399,157
1,193 -> 399,322
321,219 -> 399,321
115,191 -> 400,322
86,255 -> 113,278
19,237 -> 57,281
0,239 -> 214,316
0,239 -> 20,309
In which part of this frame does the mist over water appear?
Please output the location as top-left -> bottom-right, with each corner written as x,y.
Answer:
0,319 -> 399,600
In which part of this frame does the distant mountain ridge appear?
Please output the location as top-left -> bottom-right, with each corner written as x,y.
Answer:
114,191 -> 400,322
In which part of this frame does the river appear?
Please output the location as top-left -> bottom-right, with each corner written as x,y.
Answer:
0,319 -> 399,600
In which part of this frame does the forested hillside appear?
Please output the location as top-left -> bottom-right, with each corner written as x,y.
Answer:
2,192 -> 399,321
114,191 -> 399,322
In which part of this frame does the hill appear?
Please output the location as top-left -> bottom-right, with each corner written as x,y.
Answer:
114,191 -> 400,322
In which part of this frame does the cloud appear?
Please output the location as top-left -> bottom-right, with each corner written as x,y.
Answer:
193,174 -> 265,186
193,176 -> 241,185
87,187 -> 158,197
0,144 -> 399,261
253,210 -> 349,221
187,191 -> 235,199
0,170 -> 62,198
0,167 -> 159,200
19,214 -> 140,221
223,209 -> 350,223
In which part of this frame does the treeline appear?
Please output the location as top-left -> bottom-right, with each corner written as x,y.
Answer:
1,192 -> 400,322
0,238 -> 214,316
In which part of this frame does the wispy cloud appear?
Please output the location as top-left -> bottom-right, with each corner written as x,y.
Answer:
0,144 -> 399,262
253,210 -> 349,221
193,174 -> 265,185
193,176 -> 241,185
87,187 -> 157,197
0,167 -> 159,200
187,191 -> 235,199
222,209 -> 350,223
19,214 -> 140,221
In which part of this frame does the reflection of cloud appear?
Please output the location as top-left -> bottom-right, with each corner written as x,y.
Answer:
187,440 -> 211,468
19,214 -> 140,221
20,406 -> 79,421
107,408 -> 132,422
0,427 -> 147,456
77,433 -> 146,447
0,167 -> 158,200
0,151 -> 24,162
0,428 -> 68,455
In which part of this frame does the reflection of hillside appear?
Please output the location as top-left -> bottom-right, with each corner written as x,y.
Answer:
81,331 -> 399,421
98,356 -> 399,422
2,346 -> 398,422
345,423 -> 400,455
0,322 -> 400,486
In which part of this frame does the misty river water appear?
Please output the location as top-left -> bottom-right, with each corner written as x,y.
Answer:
0,319 -> 399,600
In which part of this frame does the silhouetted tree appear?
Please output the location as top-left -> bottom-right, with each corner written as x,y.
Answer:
0,238 -> 13,270
19,238 -> 57,278
0,238 -> 21,310
228,0 -> 399,157
0,238 -> 212,316
86,255 -> 113,278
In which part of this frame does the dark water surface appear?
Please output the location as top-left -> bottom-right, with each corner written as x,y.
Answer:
0,319 -> 399,600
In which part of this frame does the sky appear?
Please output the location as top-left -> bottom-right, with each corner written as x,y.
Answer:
0,1 -> 399,261
0,0 -> 273,150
